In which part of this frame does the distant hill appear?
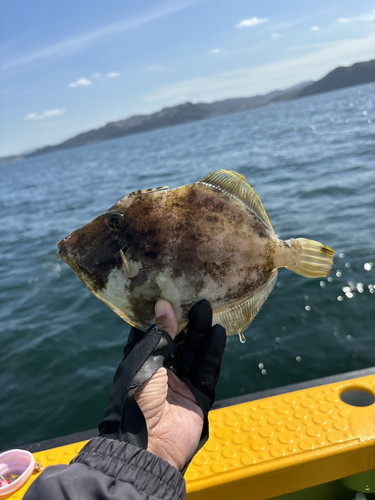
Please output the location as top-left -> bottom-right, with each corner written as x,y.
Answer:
268,59 -> 375,105
296,59 -> 375,98
1,59 -> 374,163
24,81 -> 311,160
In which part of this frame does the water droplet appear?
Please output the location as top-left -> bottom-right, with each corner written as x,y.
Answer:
345,262 -> 350,268
330,117 -> 334,122
333,331 -> 339,337
239,332 -> 246,343
347,334 -> 352,340
348,281 -> 356,290
327,276 -> 333,282
356,282 -> 364,293
339,253 -> 345,259
364,262 -> 373,271
365,485 -> 370,491
349,102 -> 353,107
296,356 -> 302,362
311,125 -> 316,130
363,110 -> 368,115
275,337 -> 281,343
320,280 -> 326,288
345,292 -> 354,299
368,119 -> 372,123
337,296 -> 344,302
258,363 -> 264,369
305,305 -> 311,311
336,270 -> 342,277
346,118 -> 350,123
261,369 -> 267,375
304,295 -> 309,300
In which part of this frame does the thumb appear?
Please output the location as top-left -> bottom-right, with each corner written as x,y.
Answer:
155,300 -> 178,340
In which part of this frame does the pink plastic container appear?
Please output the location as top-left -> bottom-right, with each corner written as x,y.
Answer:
0,449 -> 35,497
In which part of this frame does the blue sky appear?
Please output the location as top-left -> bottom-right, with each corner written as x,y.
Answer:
0,0 -> 374,157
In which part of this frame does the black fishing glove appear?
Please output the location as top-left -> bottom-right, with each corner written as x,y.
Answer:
166,300 -> 227,465
98,300 -> 226,470
98,323 -> 173,448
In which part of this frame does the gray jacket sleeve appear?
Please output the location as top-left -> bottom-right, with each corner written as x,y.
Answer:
24,437 -> 186,500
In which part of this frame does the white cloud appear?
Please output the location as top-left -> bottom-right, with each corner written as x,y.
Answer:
25,109 -> 65,120
209,48 -> 221,55
146,65 -> 163,71
337,9 -> 375,23
25,113 -> 38,120
271,33 -> 280,38
237,17 -> 268,28
143,34 -> 375,104
43,109 -> 65,118
69,72 -> 119,87
1,0 -> 200,71
69,77 -> 92,88
311,26 -> 319,31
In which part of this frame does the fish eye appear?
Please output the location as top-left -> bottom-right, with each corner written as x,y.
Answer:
107,213 -> 126,231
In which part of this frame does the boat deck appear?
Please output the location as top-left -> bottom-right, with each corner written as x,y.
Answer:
5,369 -> 375,499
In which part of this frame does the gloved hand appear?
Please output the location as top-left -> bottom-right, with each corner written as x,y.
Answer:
98,299 -> 226,472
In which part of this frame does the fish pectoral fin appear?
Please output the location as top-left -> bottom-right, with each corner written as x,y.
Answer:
120,249 -> 142,278
120,249 -> 130,278
212,271 -> 278,337
199,170 -> 275,235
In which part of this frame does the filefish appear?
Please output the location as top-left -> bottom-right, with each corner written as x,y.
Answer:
57,170 -> 334,340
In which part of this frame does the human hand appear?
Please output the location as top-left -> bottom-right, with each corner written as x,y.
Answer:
99,299 -> 226,472
135,301 -> 204,470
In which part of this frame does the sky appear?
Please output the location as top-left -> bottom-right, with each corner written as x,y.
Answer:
0,0 -> 374,157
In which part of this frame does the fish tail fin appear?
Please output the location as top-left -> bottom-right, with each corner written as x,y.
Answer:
286,238 -> 334,278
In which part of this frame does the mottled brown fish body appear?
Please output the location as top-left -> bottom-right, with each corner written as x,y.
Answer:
57,170 -> 334,337
118,183 -> 277,324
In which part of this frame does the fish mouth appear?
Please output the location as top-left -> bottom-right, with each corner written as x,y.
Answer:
56,238 -> 80,275
56,238 -> 69,263
56,237 -> 97,294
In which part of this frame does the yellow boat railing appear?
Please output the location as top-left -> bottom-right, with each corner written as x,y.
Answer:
6,373 -> 375,499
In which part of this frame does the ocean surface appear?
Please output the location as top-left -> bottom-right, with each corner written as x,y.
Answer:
1,83 -> 374,450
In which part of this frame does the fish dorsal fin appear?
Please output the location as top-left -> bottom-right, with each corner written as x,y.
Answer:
212,271 -> 278,336
200,170 -> 274,235
129,186 -> 169,196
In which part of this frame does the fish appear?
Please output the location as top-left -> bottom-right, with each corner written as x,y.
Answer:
57,170 -> 334,340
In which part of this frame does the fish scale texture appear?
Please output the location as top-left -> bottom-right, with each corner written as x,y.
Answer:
8,375 -> 375,500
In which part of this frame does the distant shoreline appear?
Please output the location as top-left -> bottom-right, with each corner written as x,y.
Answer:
1,59 -> 374,164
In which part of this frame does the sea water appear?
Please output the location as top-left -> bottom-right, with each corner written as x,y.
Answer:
0,83 -> 374,449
